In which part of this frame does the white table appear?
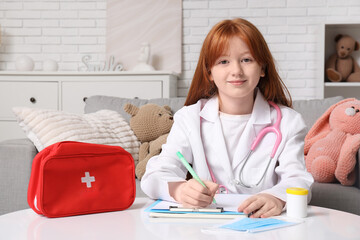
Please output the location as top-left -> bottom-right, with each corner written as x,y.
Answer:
0,197 -> 359,240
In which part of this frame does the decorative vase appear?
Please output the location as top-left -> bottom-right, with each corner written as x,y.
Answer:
15,55 -> 34,71
132,42 -> 155,71
43,59 -> 59,71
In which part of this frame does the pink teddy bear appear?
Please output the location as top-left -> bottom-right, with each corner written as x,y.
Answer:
304,98 -> 360,186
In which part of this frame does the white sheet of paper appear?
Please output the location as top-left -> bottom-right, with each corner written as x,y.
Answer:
211,194 -> 251,212
152,194 -> 251,212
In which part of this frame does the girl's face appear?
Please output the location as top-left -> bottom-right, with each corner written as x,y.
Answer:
210,36 -> 265,110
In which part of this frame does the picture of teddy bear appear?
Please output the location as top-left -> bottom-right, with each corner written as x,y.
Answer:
124,103 -> 174,180
325,34 -> 360,82
304,98 -> 360,186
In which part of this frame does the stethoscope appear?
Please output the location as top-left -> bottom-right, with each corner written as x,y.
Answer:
203,101 -> 282,193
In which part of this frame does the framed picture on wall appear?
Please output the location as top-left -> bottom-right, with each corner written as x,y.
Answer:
107,0 -> 182,73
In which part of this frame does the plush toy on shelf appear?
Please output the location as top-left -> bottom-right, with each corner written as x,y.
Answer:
124,103 -> 174,180
304,98 -> 360,186
325,34 -> 360,82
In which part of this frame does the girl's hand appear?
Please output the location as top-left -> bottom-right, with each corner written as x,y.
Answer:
168,179 -> 218,208
237,193 -> 285,218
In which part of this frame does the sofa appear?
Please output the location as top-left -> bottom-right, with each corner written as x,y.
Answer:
0,95 -> 359,216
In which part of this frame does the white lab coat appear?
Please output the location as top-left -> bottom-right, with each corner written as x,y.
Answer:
141,91 -> 314,203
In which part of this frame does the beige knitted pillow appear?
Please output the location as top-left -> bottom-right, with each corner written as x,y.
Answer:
12,107 -> 140,163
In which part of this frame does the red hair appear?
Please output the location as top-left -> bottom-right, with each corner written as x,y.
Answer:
184,18 -> 292,108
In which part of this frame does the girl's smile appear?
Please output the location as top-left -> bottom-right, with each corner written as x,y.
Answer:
227,79 -> 247,86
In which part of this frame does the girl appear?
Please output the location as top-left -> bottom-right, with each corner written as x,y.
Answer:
141,18 -> 313,218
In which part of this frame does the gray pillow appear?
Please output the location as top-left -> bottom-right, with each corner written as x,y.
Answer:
85,95 -> 345,132
84,95 -> 186,123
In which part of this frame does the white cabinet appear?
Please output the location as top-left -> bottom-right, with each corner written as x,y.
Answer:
0,71 -> 177,141
322,23 -> 360,99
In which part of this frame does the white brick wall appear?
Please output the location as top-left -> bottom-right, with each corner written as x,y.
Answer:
0,0 -> 106,71
1,0 -> 360,99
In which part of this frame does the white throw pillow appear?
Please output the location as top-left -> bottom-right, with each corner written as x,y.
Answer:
12,107 -> 140,163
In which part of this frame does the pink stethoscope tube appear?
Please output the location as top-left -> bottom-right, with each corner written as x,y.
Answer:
204,101 -> 282,192
251,101 -> 282,158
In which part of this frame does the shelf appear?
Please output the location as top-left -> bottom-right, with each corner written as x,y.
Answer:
325,82 -> 360,87
322,23 -> 360,99
0,70 -> 179,77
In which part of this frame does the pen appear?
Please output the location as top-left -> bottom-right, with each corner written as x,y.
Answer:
176,151 -> 217,204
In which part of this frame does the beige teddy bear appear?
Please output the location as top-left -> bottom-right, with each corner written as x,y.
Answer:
325,34 -> 360,82
124,103 -> 174,180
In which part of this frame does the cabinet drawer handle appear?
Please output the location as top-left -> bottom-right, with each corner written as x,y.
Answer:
30,97 -> 36,103
83,97 -> 88,102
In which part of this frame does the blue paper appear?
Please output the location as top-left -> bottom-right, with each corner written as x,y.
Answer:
220,217 -> 296,233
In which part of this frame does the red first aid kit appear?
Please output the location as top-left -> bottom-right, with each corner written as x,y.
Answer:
27,141 -> 136,218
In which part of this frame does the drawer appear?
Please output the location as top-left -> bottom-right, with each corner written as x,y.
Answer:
0,121 -> 26,141
61,81 -> 162,113
0,82 -> 58,119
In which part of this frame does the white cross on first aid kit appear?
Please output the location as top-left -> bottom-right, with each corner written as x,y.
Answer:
81,172 -> 95,188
